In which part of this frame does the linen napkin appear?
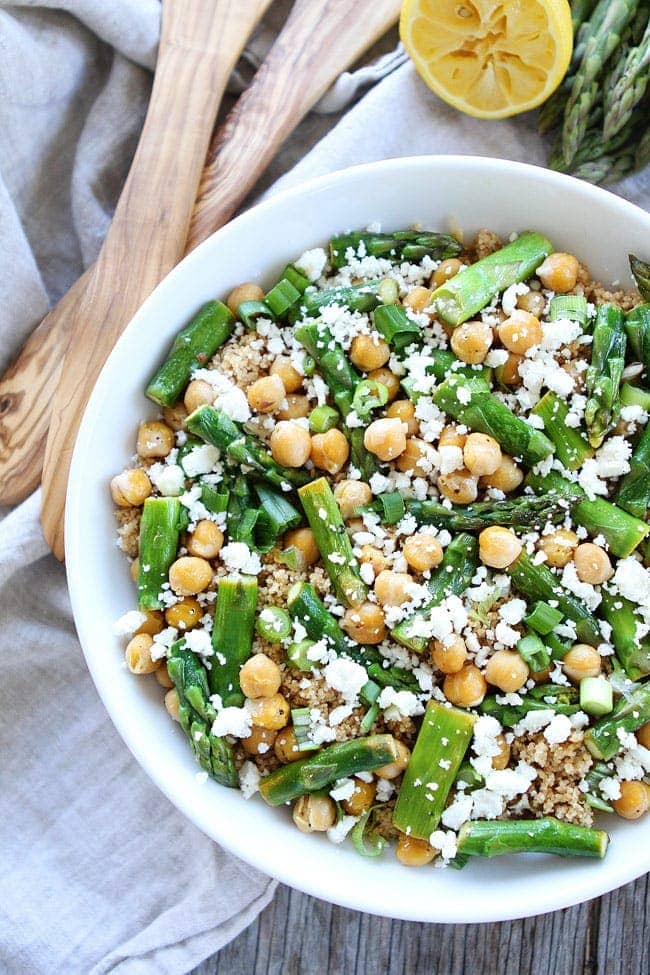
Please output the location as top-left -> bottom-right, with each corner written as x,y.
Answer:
1,3 -> 648,975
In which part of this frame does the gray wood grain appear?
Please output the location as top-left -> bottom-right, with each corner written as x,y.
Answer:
192,873 -> 648,975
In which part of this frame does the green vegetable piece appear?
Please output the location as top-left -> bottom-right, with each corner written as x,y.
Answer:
136,497 -> 183,611
265,279 -> 301,317
630,256 -> 650,302
145,301 -> 235,407
532,391 -> 593,469
254,483 -> 302,536
286,640 -> 318,671
457,818 -> 609,859
209,576 -> 258,707
517,633 -> 551,673
369,492 -> 406,526
373,304 -> 422,351
351,807 -> 386,857
580,676 -> 614,716
525,600 -> 563,635
620,382 -> 650,411
290,279 -> 388,323
549,294 -> 589,324
309,405 -> 339,433
291,707 -> 319,751
615,422 -> 650,519
237,300 -> 273,330
430,232 -> 554,326
282,263 -> 311,294
256,606 -> 292,644
479,685 -> 579,726
585,681 -> 650,760
392,701 -> 475,840
328,229 -> 461,269
585,303 -> 626,447
624,302 -> 650,374
199,481 -> 229,514
352,379 -> 389,418
599,589 -> 650,679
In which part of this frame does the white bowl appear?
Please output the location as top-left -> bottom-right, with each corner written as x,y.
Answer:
66,156 -> 650,922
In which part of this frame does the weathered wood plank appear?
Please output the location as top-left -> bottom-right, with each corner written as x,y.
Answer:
192,874 -> 648,975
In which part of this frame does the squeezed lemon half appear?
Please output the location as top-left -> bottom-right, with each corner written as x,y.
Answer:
400,0 -> 573,119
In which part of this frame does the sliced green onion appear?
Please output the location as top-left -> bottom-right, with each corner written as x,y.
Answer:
256,606 -> 292,643
360,680 -> 381,707
377,278 -> 399,305
352,378 -> 389,418
620,383 -> 650,411
265,279 -> 301,317
370,491 -> 405,525
454,761 -> 483,791
309,405 -> 339,433
580,676 -> 614,716
517,633 -> 551,673
237,300 -> 273,330
525,600 -> 563,635
200,481 -> 229,514
586,794 -> 614,813
291,707 -> 318,750
360,703 -> 379,734
277,545 -> 305,570
545,631 -> 571,660
549,294 -> 588,325
302,354 -> 316,377
286,640 -> 318,671
374,303 -> 422,350
282,263 -> 311,294
350,807 -> 386,858
254,483 -> 302,536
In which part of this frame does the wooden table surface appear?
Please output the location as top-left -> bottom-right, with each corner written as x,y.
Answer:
193,873 -> 648,975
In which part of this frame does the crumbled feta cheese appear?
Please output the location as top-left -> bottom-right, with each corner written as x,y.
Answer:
543,713 -> 573,744
181,444 -> 220,477
494,620 -> 520,647
184,628 -> 213,658
498,599 -> 527,625
220,541 -> 262,575
438,445 -> 464,475
149,463 -> 185,496
239,761 -> 260,799
295,247 -> 328,282
323,657 -> 368,703
561,561 -> 601,611
429,829 -> 457,863
113,610 -> 147,636
211,705 -> 252,739
377,687 -> 424,719
595,436 -> 632,479
329,778 -> 356,802
327,815 -> 357,845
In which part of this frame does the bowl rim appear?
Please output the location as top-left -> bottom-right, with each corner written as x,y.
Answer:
66,154 -> 650,922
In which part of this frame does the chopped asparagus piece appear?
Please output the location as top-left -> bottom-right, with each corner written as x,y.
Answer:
517,633 -> 551,673
457,818 -> 609,859
373,304 -> 423,351
480,685 -> 579,726
524,600 -> 564,635
615,422 -> 650,519
630,255 -> 650,301
585,303 -> 626,447
599,589 -> 650,679
136,497 -> 184,611
289,279 -> 389,322
209,576 -> 258,707
532,391 -> 594,469
585,680 -> 650,759
308,405 -> 339,433
286,640 -> 318,671
580,676 -> 614,716
620,382 -> 650,411
549,294 -> 589,324
256,606 -> 292,644
624,303 -> 650,373
328,229 -> 461,268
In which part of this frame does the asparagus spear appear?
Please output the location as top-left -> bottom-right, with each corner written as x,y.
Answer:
526,470 -> 649,557
615,422 -> 650,519
401,351 -> 490,402
186,405 -> 312,488
430,232 -> 553,326
136,497 -> 184,611
392,534 -> 479,652
625,302 -> 650,371
209,576 -> 258,707
289,278 -> 391,323
599,589 -> 650,679
630,256 -> 650,301
433,375 -> 555,466
480,685 -> 579,726
368,490 -> 581,533
329,230 -> 462,269
532,391 -> 594,469
146,301 -> 235,407
457,818 -> 609,859
373,304 -> 423,352
506,549 -> 602,645
259,735 -> 399,805
298,478 -> 367,607
585,680 -> 650,759
585,304 -> 627,447
603,17 -> 650,140
392,701 -> 475,840
167,641 -> 238,788
287,581 -> 419,691
254,483 -> 302,537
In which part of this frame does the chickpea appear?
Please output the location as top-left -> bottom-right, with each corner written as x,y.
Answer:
334,479 -> 372,520
573,543 -> 613,584
155,662 -> 174,689
439,424 -> 466,449
135,610 -> 165,636
367,368 -> 400,402
341,601 -> 386,644
125,633 -> 159,675
227,282 -> 265,315
496,352 -> 523,386
184,379 -> 214,413
396,833 -> 436,867
431,636 -> 467,674
364,417 -> 407,461
247,374 -> 286,413
536,253 -> 580,293
539,529 -> 578,568
376,739 -> 410,779
165,597 -> 202,631
342,778 -> 377,816
563,644 -> 601,683
403,533 -> 443,572
270,355 -> 302,393
350,333 -> 391,371
110,468 -> 152,507
284,527 -> 320,565
248,692 -> 290,730
187,520 -> 224,559
485,649 -> 529,693
374,570 -> 413,607
274,727 -> 302,763
386,399 -> 418,436
136,421 -> 174,459
163,402 -> 188,431
497,310 -> 542,354
517,290 -> 546,317
397,437 -> 434,476
637,723 -> 650,749
531,665 -> 551,684
479,526 -> 522,568
277,394 -> 310,420
240,654 -> 282,700
450,320 -> 493,364
613,781 -> 650,821
241,725 -> 277,757
480,455 -> 523,493
310,428 -> 350,474
403,286 -> 431,313
270,420 -> 312,468
463,433 -> 502,476
432,257 -> 463,287
359,545 -> 390,577
168,556 -> 212,595
293,794 -> 336,832
437,469 -> 478,505
443,665 -> 488,708
491,734 -> 511,771
164,688 -> 180,721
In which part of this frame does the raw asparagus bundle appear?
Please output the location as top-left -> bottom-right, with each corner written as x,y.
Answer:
585,304 -> 627,447
585,680 -> 650,759
329,230 -> 462,269
392,701 -> 475,840
457,818 -> 609,859
603,14 -> 650,141
209,576 -> 258,707
136,497 -> 185,611
599,590 -> 650,679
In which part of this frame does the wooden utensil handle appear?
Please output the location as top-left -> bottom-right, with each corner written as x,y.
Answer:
187,0 -> 401,250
